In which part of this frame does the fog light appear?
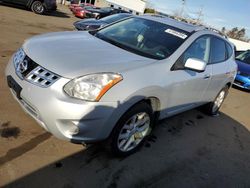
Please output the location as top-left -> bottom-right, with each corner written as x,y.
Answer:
66,126 -> 79,136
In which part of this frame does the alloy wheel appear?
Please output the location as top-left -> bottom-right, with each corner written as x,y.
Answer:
117,112 -> 150,152
212,90 -> 225,113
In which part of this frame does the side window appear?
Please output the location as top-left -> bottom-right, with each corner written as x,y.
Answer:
225,42 -> 233,59
210,37 -> 226,64
183,36 -> 211,64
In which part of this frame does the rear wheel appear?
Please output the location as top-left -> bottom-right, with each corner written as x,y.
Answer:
31,1 -> 45,14
110,102 -> 153,156
204,86 -> 228,115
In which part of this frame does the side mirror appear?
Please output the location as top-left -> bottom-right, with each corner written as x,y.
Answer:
184,58 -> 206,72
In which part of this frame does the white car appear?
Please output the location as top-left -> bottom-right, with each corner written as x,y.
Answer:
6,15 -> 237,156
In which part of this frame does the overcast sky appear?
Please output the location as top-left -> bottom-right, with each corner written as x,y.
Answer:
148,0 -> 250,38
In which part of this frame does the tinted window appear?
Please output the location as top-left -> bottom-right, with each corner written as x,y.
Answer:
225,42 -> 233,58
210,37 -> 226,63
183,36 -> 211,63
95,17 -> 190,60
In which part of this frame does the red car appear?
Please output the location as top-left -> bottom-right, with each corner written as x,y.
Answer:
74,8 -> 91,19
69,3 -> 94,12
73,6 -> 100,19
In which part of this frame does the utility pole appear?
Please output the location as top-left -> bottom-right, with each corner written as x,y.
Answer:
179,0 -> 186,18
196,6 -> 204,24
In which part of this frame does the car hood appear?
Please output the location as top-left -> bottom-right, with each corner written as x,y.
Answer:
23,31 -> 155,79
236,59 -> 250,74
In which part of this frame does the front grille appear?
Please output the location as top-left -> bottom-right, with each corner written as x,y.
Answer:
16,55 -> 60,88
26,66 -> 59,87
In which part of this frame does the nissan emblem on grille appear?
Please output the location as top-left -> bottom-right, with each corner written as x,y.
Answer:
14,55 -> 60,87
17,59 -> 28,74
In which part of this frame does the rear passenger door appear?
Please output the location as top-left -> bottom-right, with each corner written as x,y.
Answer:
205,36 -> 230,101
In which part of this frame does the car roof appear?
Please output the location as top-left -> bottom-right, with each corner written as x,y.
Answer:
140,14 -> 205,33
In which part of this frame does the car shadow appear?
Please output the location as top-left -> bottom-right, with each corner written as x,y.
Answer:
3,103 -> 250,187
44,10 -> 70,18
232,85 -> 250,93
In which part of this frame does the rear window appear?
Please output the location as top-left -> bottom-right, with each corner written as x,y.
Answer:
210,37 -> 226,63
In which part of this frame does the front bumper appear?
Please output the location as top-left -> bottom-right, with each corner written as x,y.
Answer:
233,74 -> 250,90
5,58 -> 120,144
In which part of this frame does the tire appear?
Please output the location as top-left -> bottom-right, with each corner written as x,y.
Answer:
96,15 -> 101,19
31,1 -> 45,15
110,102 -> 153,157
203,86 -> 229,116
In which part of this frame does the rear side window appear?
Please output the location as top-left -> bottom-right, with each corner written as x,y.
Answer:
210,37 -> 226,64
226,42 -> 233,58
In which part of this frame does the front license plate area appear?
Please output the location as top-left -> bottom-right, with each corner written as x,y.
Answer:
7,76 -> 22,99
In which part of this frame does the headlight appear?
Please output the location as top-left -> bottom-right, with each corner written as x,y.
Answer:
64,73 -> 123,101
13,48 -> 25,68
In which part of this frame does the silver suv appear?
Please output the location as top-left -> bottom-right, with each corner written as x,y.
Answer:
5,15 -> 237,156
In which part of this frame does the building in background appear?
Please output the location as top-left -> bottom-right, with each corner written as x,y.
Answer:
81,0 -> 147,14
229,38 -> 250,51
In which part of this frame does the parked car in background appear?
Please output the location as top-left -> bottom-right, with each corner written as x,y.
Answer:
71,3 -> 96,14
73,6 -> 99,19
69,2 -> 93,11
235,50 -> 245,57
6,15 -> 237,156
234,50 -> 250,90
74,13 -> 132,31
85,7 -> 129,19
0,0 -> 56,14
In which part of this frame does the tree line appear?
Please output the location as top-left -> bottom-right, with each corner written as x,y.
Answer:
221,27 -> 249,42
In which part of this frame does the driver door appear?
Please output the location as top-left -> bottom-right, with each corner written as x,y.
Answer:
164,35 -> 213,116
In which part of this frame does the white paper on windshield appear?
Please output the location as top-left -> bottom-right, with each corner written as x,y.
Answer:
165,29 -> 187,39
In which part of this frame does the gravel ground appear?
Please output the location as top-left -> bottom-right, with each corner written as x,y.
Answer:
0,4 -> 250,188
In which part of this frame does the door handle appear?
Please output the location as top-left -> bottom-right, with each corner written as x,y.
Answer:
203,74 -> 211,79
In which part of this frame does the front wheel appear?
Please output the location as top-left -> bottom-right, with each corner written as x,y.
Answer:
110,102 -> 153,156
31,1 -> 45,14
204,86 -> 228,115
95,15 -> 101,19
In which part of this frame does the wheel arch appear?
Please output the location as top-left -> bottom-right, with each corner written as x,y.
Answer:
226,82 -> 232,88
106,95 -> 161,136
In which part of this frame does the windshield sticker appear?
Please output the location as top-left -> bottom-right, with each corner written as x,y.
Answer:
165,29 -> 187,39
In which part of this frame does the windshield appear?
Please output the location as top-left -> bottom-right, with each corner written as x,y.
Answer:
100,14 -> 131,24
236,50 -> 250,64
94,17 -> 189,60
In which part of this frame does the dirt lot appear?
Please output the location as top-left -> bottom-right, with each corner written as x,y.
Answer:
0,4 -> 250,188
